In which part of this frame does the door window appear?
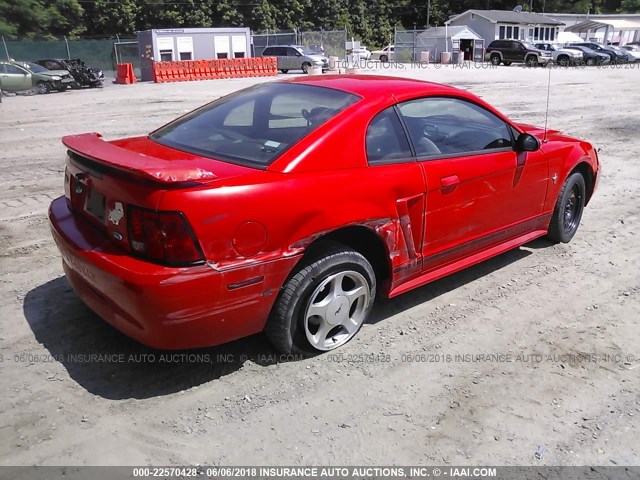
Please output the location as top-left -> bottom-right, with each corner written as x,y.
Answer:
397,97 -> 514,157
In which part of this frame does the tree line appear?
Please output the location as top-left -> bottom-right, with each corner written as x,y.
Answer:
1,0 -> 638,47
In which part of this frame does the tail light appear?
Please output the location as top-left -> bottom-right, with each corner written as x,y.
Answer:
128,206 -> 204,266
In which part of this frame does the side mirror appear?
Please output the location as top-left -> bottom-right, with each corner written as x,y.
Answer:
515,133 -> 540,152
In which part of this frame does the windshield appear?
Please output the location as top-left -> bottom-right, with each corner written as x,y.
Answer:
522,42 -> 534,50
151,83 -> 360,168
22,62 -> 48,73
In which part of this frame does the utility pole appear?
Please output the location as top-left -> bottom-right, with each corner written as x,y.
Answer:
426,0 -> 431,29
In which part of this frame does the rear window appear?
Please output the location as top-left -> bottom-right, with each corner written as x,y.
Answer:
151,83 -> 359,168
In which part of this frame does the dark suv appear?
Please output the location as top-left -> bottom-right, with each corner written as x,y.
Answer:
485,40 -> 552,67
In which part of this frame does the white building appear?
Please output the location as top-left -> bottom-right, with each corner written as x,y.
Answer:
446,9 -> 564,45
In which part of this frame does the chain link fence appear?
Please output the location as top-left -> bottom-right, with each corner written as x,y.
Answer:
2,36 -> 137,76
251,31 -> 298,57
394,29 -> 432,63
251,30 -> 347,59
300,30 -> 347,58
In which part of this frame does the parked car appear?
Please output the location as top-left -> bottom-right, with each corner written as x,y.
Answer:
561,45 -> 610,66
0,61 -> 64,93
620,45 -> 640,62
35,58 -> 104,88
49,76 -> 599,354
570,42 -> 629,63
533,42 -> 583,66
486,40 -> 552,67
261,45 -> 328,73
351,46 -> 372,60
371,45 -> 394,62
16,61 -> 74,91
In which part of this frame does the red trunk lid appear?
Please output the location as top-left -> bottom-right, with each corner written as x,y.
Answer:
62,133 -> 254,254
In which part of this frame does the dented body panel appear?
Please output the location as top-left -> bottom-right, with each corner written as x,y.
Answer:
49,75 -> 599,350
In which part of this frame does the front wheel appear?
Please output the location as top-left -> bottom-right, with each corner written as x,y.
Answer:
586,58 -> 596,66
301,62 -> 311,73
547,172 -> 586,243
265,244 -> 376,355
36,81 -> 51,94
558,55 -> 570,67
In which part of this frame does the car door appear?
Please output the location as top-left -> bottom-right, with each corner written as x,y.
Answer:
286,47 -> 302,70
0,64 -> 32,91
396,96 -> 549,272
512,41 -> 527,62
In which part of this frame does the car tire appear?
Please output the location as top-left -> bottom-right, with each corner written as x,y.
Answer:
586,58 -> 595,66
380,55 -> 388,63
526,55 -> 539,67
280,69 -> 289,74
490,53 -> 501,66
502,61 -> 512,66
547,172 -> 586,243
36,81 -> 51,94
264,243 -> 376,355
558,55 -> 570,67
56,85 -> 66,92
301,62 -> 311,74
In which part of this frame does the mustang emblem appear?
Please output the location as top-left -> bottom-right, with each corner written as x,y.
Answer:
108,202 -> 124,226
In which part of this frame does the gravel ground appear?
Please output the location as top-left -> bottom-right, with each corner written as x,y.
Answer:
0,63 -> 639,466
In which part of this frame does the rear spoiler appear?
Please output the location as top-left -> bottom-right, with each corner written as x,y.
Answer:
62,133 -> 217,184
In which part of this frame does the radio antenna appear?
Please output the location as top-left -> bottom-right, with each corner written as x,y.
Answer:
543,66 -> 551,142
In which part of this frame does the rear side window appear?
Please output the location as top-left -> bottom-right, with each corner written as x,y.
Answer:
366,107 -> 412,164
151,83 -> 359,168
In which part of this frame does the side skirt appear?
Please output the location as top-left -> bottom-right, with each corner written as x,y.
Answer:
388,229 -> 547,298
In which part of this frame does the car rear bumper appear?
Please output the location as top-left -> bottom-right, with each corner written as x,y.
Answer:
49,196 -> 299,350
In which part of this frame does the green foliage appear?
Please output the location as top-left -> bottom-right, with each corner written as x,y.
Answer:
0,0 -> 636,44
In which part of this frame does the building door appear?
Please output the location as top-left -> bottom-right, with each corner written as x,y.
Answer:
460,39 -> 474,60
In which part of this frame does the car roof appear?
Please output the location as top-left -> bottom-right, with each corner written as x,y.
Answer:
282,75 -> 465,102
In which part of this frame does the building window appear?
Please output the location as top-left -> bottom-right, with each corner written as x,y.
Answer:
499,26 -> 505,39
160,49 -> 173,61
177,36 -> 194,62
514,26 -> 519,39
528,28 -> 533,39
550,28 -> 555,41
506,26 -> 512,38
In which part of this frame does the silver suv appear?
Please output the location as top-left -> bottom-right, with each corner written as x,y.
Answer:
261,45 -> 328,74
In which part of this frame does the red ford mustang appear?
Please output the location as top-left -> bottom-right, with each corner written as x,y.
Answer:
49,75 -> 599,354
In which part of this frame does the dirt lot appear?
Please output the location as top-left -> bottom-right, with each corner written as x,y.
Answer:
0,63 -> 639,467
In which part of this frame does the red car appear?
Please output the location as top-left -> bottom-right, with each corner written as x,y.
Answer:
49,75 -> 599,354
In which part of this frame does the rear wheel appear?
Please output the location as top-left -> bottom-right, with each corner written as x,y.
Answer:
526,55 -> 539,67
380,55 -> 388,63
265,244 -> 376,355
490,53 -> 501,66
547,172 -> 586,243
280,69 -> 289,74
